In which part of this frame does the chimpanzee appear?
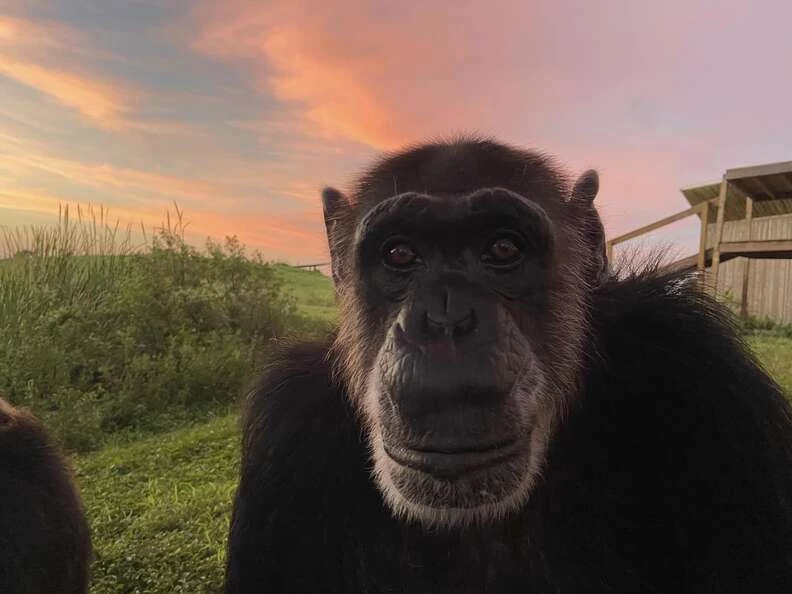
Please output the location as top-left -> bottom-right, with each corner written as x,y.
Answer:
0,397 -> 92,594
224,137 -> 792,593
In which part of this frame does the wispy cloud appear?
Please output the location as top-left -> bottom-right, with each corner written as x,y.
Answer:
0,15 -> 80,51
0,58 -> 135,127
0,123 -> 331,261
0,15 -> 139,127
1,136 -> 305,212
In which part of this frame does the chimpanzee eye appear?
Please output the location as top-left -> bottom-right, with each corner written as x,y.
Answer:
482,236 -> 523,267
383,241 -> 418,269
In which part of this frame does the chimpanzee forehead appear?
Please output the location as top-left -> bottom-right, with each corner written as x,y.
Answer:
353,138 -> 569,213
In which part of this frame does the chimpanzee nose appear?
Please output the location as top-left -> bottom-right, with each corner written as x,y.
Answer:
399,284 -> 479,345
424,309 -> 477,339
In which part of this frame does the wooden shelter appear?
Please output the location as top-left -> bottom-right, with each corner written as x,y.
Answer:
606,160 -> 792,323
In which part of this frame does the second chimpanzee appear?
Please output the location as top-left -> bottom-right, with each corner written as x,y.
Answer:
0,396 -> 92,594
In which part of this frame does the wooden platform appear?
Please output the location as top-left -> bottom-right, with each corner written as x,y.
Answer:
664,240 -> 792,273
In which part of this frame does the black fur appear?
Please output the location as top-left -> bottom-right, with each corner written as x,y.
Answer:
225,268 -> 792,593
0,398 -> 92,594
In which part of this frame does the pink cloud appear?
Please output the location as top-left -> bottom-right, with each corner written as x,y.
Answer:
188,1 -> 503,149
181,0 -> 767,248
186,0 -> 730,153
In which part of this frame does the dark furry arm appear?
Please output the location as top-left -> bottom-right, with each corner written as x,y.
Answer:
223,340 -> 365,593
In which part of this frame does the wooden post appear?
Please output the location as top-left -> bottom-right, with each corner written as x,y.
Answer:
697,200 -> 710,274
710,177 -> 729,295
740,197 -> 754,318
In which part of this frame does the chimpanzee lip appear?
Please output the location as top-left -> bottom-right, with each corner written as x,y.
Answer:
383,436 -> 520,479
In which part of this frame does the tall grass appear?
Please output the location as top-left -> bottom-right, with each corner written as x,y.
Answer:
1,204 -> 137,322
0,203 -> 330,452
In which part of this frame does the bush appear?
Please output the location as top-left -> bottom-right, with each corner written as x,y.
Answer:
719,289 -> 792,338
741,316 -> 792,338
0,205 -> 327,452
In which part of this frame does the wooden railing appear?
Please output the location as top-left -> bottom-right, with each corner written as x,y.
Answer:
605,198 -> 719,273
292,262 -> 330,272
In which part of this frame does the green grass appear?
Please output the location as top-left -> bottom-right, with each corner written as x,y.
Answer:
749,335 -> 792,397
75,414 -> 239,594
273,264 -> 338,323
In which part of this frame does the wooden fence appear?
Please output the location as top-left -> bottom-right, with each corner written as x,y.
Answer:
708,214 -> 792,324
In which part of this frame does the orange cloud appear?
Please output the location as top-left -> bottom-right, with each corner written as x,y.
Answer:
0,15 -> 139,128
259,28 -> 405,149
0,15 -> 79,49
188,1 -> 478,150
4,150 -> 246,209
0,57 -> 133,127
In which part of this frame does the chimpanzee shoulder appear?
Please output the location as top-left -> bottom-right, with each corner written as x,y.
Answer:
236,335 -> 371,502
588,267 -> 791,427
559,268 -> 792,590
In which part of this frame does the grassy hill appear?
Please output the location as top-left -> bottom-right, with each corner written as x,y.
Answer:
272,264 -> 338,323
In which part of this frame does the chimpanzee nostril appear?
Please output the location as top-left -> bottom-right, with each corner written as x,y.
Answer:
453,310 -> 476,337
424,309 -> 477,339
423,311 -> 445,340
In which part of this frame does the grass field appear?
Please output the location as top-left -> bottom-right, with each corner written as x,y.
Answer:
749,335 -> 792,395
70,265 -> 792,594
75,415 -> 238,594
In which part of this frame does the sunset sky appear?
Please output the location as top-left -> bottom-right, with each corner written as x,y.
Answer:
1,0 -> 791,264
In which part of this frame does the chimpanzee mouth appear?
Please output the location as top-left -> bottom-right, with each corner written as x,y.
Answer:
383,437 -> 520,479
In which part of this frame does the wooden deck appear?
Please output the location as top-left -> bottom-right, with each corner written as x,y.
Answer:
664,239 -> 792,273
608,160 -> 792,320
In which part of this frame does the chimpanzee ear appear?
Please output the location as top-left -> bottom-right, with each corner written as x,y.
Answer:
571,169 -> 599,205
586,213 -> 610,286
571,170 -> 609,285
321,187 -> 351,288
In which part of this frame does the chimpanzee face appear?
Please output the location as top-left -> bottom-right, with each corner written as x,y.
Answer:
323,140 -> 604,527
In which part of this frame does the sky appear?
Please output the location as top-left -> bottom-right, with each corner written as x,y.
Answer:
1,0 -> 791,265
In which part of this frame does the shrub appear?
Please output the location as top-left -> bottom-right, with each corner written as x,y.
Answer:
0,204 -> 323,451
